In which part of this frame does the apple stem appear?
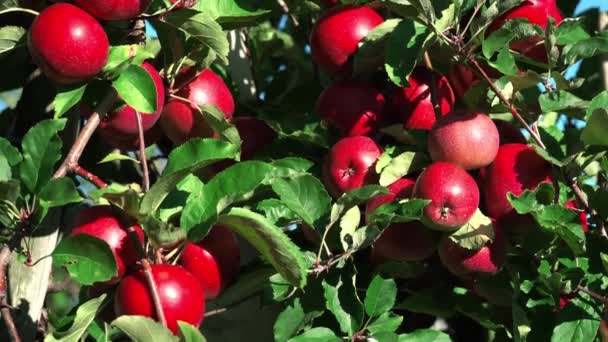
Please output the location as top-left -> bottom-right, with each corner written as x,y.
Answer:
53,88 -> 118,179
72,165 -> 107,189
135,111 -> 150,192
576,285 -> 608,305
423,52 -> 442,123
0,245 -> 21,342
466,56 -> 546,150
126,227 -> 168,327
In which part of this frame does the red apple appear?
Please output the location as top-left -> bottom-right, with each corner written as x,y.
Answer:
74,0 -> 152,21
316,81 -> 386,137
114,264 -> 205,334
322,136 -> 382,197
487,0 -> 563,62
310,5 -> 384,76
413,162 -> 480,230
179,225 -> 240,299
71,206 -> 144,284
391,68 -> 455,130
428,111 -> 500,170
97,62 -> 165,135
97,122 -> 163,151
493,119 -> 527,145
564,200 -> 589,233
233,116 -> 276,160
161,68 -> 235,144
28,3 -> 109,84
482,143 -> 552,219
370,222 -> 438,263
365,178 -> 416,219
448,64 -> 478,99
438,219 -> 506,277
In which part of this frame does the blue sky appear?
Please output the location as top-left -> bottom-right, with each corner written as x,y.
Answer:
0,1 -> 605,113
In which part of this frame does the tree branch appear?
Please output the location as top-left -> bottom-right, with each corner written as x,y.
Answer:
0,245 -> 21,342
135,112 -> 150,192
72,166 -> 108,189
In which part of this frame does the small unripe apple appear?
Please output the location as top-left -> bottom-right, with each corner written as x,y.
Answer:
310,5 -> 384,76
493,119 -> 527,145
233,116 -> 276,160
413,162 -> 480,230
391,68 -> 455,130
160,69 -> 235,144
28,3 -> 109,84
438,219 -> 506,277
482,143 -> 552,218
179,225 -> 241,299
428,111 -> 499,170
97,62 -> 165,136
114,264 -> 205,335
74,0 -> 152,21
322,136 -> 382,197
71,206 -> 144,284
316,81 -> 386,137
487,0 -> 563,62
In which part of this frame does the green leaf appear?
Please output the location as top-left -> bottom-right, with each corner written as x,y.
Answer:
534,205 -> 586,255
600,253 -> 608,275
20,119 -> 67,193
112,64 -> 157,114
385,19 -> 432,87
162,10 -> 229,65
39,178 -> 83,208
271,175 -> 331,232
181,161 -> 274,241
555,18 -> 591,45
218,207 -> 308,288
399,329 -> 451,342
197,0 -> 272,29
368,199 -> 430,228
52,235 -> 117,286
274,298 -> 323,342
288,327 -> 340,342
98,152 -> 140,164
365,276 -> 397,317
102,45 -> 156,74
256,199 -> 298,226
586,91 -> 608,119
53,84 -> 87,119
111,316 -> 178,342
581,108 -> 608,146
379,151 -> 427,187
339,206 -> 362,252
507,183 -> 555,215
140,139 -> 238,215
0,137 -> 21,166
199,105 -> 241,147
367,313 -> 403,335
44,295 -> 107,342
0,155 -> 9,181
354,19 -> 401,75
177,322 -> 206,342
562,31 -> 608,64
482,19 -> 543,59
538,91 -> 588,119
0,25 -> 26,55
448,209 -> 495,250
321,271 -> 364,335
551,297 -> 601,342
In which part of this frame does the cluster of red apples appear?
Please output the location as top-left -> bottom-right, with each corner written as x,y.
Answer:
313,1 -> 579,293
71,206 -> 240,334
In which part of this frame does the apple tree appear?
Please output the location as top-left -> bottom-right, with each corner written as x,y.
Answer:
0,0 -> 608,341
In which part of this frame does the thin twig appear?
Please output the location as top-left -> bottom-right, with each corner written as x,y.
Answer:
467,56 -> 546,149
0,245 -> 21,342
73,166 -> 108,189
126,227 -> 167,327
135,112 -> 150,192
204,307 -> 227,317
577,285 -> 608,305
53,88 -> 118,179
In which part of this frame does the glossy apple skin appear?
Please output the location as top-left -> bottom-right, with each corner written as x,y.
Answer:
316,81 -> 386,137
322,136 -> 382,197
310,5 -> 384,76
180,225 -> 241,299
488,0 -> 563,62
71,206 -> 144,284
482,144 -> 552,219
493,119 -> 527,145
428,111 -> 499,170
27,3 -> 109,84
74,0 -> 152,21
233,116 -> 276,160
99,62 -> 165,135
160,69 -> 235,144
114,264 -> 205,335
391,68 -> 455,130
438,220 -> 506,277
413,162 -> 480,230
